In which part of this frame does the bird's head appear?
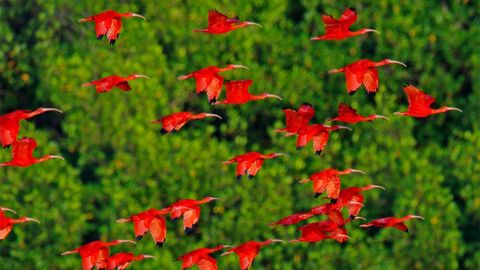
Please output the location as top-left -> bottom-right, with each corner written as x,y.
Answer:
128,74 -> 150,80
383,59 -> 407,67
227,64 -> 249,70
123,12 -> 146,20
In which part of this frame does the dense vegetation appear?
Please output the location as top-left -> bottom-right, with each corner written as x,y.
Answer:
1,0 -> 478,269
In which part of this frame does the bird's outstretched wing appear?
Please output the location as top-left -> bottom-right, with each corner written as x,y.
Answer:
106,18 -> 122,44
132,216 -> 148,238
237,250 -> 256,270
150,216 -> 167,243
95,18 -> 112,39
205,74 -> 224,103
246,159 -> 264,178
322,8 -> 358,34
0,225 -> 13,240
393,222 -> 408,232
196,256 -> 218,270
183,206 -> 201,229
312,132 -> 329,153
12,138 -> 37,162
363,68 -> 379,93
404,85 -> 436,110
225,80 -> 253,101
338,103 -> 358,117
115,81 -> 132,91
208,10 -> 229,29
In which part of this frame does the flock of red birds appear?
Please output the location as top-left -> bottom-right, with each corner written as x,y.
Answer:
0,7 -> 462,270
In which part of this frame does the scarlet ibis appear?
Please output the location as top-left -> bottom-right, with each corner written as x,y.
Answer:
178,64 -> 248,104
329,103 -> 389,124
360,215 -> 425,233
117,208 -> 171,247
0,138 -> 64,167
82,74 -> 149,93
0,215 -> 39,240
292,210 -> 355,243
164,197 -> 220,233
213,80 -> 282,105
296,124 -> 351,155
334,185 -> 385,219
150,112 -> 222,134
269,211 -> 314,226
221,239 -> 284,270
394,85 -> 462,118
61,239 -> 136,270
79,10 -> 146,45
105,252 -> 156,270
329,59 -> 407,95
0,108 -> 62,148
310,201 -> 363,216
311,7 -> 379,41
299,168 -> 365,201
275,103 -> 315,136
0,207 -> 17,216
176,245 -> 228,270
223,152 -> 285,180
194,10 -> 261,34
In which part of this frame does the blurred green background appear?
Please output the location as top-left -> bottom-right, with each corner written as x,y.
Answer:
0,0 -> 479,269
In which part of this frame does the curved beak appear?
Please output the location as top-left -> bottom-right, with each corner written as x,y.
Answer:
337,125 -> 352,131
310,37 -> 321,41
205,113 -> 222,120
375,115 -> 390,121
348,169 -> 365,175
40,108 -> 63,114
134,74 -> 150,79
275,153 -> 288,157
446,107 -> 462,112
388,60 -> 407,67
366,29 -> 380,34
410,215 -> 425,220
353,216 -> 366,221
393,112 -> 403,116
221,251 -> 233,256
246,22 -> 262,27
0,207 -> 17,214
116,218 -> 131,223
298,179 -> 310,184
270,239 -> 285,243
131,13 -> 146,20
50,155 -> 65,160
337,234 -> 351,239
26,217 -> 40,224
328,69 -> 342,74
266,94 -> 282,101
119,240 -> 137,245
232,65 -> 248,69
210,197 -> 223,201
371,185 -> 386,190
143,255 -> 157,260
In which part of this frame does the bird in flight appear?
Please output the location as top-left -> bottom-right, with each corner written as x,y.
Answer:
82,74 -> 149,93
360,215 -> 425,233
116,208 -> 171,248
194,10 -> 261,34
163,197 -> 220,233
329,103 -> 389,124
394,85 -> 462,117
176,245 -> 229,270
150,112 -> 222,134
178,64 -> 248,104
0,108 -> 62,148
213,80 -> 282,105
295,124 -> 351,155
0,212 -> 39,240
292,210 -> 355,243
299,168 -> 365,202
221,239 -> 284,270
61,239 -> 136,270
333,184 -> 385,219
311,7 -> 379,41
79,10 -> 146,45
0,138 -> 64,167
223,152 -> 285,180
269,211 -> 314,226
329,59 -> 407,95
104,252 -> 156,270
275,103 -> 316,136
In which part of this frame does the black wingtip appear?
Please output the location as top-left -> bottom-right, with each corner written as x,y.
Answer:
302,102 -> 313,107
349,215 -> 356,220
296,147 -> 303,151
136,235 -> 143,241
368,91 -> 377,96
247,174 -> 254,180
315,150 -> 322,156
314,192 -> 321,198
405,229 -> 409,233
160,128 -> 168,135
330,198 -> 337,204
209,98 -> 217,104
156,242 -> 164,248
109,39 -> 116,46
348,91 -> 356,96
236,175 -> 242,180
349,7 -> 357,12
185,227 -> 194,234
97,35 -> 104,40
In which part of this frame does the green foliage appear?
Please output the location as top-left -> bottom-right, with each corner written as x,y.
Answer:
1,0 -> 478,269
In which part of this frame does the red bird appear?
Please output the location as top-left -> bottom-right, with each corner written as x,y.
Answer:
299,168 -> 365,201
269,211 -> 314,226
176,245 -> 228,270
61,239 -> 136,270
116,208 -> 171,247
292,211 -> 354,243
150,112 -> 222,134
394,85 -> 462,118
79,10 -> 146,45
329,59 -> 407,95
311,7 -> 379,41
164,197 -> 220,233
275,103 -> 315,136
0,108 -> 62,148
334,184 -> 385,219
0,138 -> 64,167
178,64 -> 248,104
105,252 -> 155,270
360,215 -> 425,233
329,103 -> 389,124
0,214 -> 39,240
82,74 -> 149,93
194,10 -> 261,34
221,239 -> 284,270
223,152 -> 285,180
310,201 -> 363,216
213,80 -> 282,105
296,124 -> 351,155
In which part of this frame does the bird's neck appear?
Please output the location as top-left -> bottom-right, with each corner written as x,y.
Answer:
231,22 -> 248,30
36,155 -> 52,164
189,113 -> 206,120
350,29 -> 367,37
